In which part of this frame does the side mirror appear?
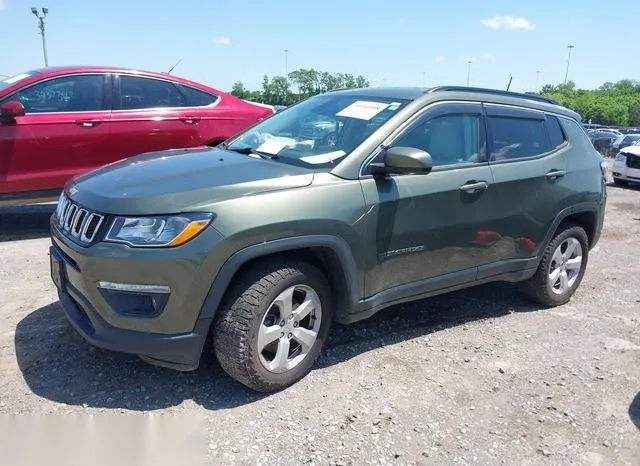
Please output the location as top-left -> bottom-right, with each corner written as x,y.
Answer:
0,101 -> 26,123
371,146 -> 433,176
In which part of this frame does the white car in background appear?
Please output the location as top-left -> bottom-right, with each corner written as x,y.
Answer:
612,144 -> 640,186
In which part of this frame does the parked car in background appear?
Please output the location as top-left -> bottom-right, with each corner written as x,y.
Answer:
611,134 -> 640,151
0,66 -> 274,206
612,144 -> 640,186
588,130 -> 617,155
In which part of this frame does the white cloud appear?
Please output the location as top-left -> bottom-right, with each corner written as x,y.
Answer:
213,36 -> 231,45
461,53 -> 495,62
479,53 -> 495,61
436,56 -> 445,62
480,15 -> 535,31
0,0 -> 5,11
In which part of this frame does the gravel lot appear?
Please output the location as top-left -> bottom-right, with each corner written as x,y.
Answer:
1,176 -> 639,465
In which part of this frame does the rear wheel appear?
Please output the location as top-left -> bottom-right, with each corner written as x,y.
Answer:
520,223 -> 589,307
213,259 -> 332,392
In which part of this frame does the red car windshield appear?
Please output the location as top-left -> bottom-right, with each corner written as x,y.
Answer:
0,71 -> 39,92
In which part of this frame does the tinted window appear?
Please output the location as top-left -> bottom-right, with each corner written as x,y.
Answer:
177,84 -> 217,106
393,114 -> 481,166
546,115 -> 566,148
558,117 -> 596,154
8,74 -> 104,113
489,116 -> 548,160
120,76 -> 187,110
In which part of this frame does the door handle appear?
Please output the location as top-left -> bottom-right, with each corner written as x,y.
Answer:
545,169 -> 566,180
459,181 -> 489,194
75,119 -> 101,128
179,116 -> 201,124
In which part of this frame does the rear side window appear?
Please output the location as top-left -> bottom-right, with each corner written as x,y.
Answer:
176,85 -> 218,107
488,116 -> 548,160
558,117 -> 597,154
119,76 -> 187,110
546,115 -> 566,149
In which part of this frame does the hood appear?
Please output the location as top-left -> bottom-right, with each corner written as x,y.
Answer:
68,147 -> 314,215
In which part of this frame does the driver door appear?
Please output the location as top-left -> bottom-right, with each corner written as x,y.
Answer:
0,73 -> 111,195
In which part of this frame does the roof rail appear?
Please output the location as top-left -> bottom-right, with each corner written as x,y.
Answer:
427,86 -> 559,105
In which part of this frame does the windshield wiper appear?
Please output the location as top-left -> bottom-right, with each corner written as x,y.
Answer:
223,145 -> 277,159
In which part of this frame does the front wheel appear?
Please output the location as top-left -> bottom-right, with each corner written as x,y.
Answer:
213,259 -> 332,392
613,178 -> 628,186
520,223 -> 589,307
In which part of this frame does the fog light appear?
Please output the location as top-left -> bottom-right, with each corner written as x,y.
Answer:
97,281 -> 170,294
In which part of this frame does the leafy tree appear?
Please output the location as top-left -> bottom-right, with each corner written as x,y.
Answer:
230,81 -> 250,99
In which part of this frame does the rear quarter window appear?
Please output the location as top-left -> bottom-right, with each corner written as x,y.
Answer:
546,115 -> 566,149
177,85 -> 218,107
558,117 -> 599,155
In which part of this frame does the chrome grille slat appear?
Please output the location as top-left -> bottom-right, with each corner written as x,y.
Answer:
55,193 -> 104,245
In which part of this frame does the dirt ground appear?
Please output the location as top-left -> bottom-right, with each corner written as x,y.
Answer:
1,177 -> 639,465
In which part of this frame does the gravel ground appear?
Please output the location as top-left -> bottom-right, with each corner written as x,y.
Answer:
1,177 -> 639,465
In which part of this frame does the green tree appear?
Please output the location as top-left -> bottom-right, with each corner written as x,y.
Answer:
230,81 -> 250,99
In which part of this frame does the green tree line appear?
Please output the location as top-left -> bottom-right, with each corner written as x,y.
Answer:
230,68 -> 370,106
541,80 -> 640,127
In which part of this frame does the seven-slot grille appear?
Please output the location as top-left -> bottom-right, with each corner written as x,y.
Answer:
55,193 -> 104,244
626,153 -> 640,170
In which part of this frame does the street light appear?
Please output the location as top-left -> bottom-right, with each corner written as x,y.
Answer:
536,70 -> 540,92
564,45 -> 574,84
422,71 -> 426,87
466,61 -> 472,86
31,7 -> 49,67
284,49 -> 289,77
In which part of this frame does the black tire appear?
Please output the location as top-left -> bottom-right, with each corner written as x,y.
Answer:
613,178 -> 628,186
520,223 -> 589,307
213,258 -> 332,392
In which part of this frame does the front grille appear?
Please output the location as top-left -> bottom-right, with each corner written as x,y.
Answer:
55,193 -> 104,245
626,154 -> 640,169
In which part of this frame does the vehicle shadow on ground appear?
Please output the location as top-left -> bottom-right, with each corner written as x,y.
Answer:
0,205 -> 55,242
15,282 -> 539,412
630,392 -> 640,431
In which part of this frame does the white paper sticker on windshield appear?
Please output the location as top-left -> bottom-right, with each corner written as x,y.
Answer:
256,138 -> 288,155
3,73 -> 31,84
388,102 -> 402,111
336,101 -> 390,120
300,150 -> 347,165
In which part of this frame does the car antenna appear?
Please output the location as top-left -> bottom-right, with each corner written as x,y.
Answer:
167,58 -> 183,75
506,76 -> 513,91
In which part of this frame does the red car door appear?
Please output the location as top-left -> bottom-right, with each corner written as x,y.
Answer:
0,73 -> 111,195
108,75 -> 206,160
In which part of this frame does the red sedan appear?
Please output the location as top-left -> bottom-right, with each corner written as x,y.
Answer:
0,66 -> 274,206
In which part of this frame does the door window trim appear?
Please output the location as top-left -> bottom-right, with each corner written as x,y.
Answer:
0,73 -> 112,115
360,100 -> 488,177
112,74 -> 220,113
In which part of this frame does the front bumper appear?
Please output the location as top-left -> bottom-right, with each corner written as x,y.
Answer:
613,158 -> 640,182
49,216 -> 226,370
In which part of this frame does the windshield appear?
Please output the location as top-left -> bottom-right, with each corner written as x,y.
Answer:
0,72 -> 37,92
225,94 -> 408,168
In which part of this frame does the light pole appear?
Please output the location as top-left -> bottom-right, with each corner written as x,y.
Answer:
422,71 -> 426,87
564,45 -> 574,84
535,70 -> 540,92
284,49 -> 289,77
466,61 -> 472,86
31,7 -> 49,67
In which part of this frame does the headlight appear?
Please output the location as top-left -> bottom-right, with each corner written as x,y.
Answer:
105,213 -> 213,247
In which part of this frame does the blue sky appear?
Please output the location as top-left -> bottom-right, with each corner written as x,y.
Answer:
1,0 -> 638,93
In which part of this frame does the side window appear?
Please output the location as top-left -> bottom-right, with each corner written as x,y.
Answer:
546,115 -> 566,149
8,75 -> 104,113
176,84 -> 218,107
119,76 -> 187,110
558,117 -> 599,154
488,116 -> 548,160
393,113 -> 482,166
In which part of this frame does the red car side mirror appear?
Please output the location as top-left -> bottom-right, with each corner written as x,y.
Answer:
0,101 -> 26,123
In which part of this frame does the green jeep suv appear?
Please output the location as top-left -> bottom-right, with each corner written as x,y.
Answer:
49,86 -> 607,392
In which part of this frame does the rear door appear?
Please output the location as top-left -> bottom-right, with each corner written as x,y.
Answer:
478,103 -> 571,279
0,73 -> 111,195
108,75 -> 208,160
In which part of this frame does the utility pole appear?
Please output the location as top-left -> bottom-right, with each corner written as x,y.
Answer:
31,7 -> 49,67
466,61 -> 472,86
564,45 -> 574,84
